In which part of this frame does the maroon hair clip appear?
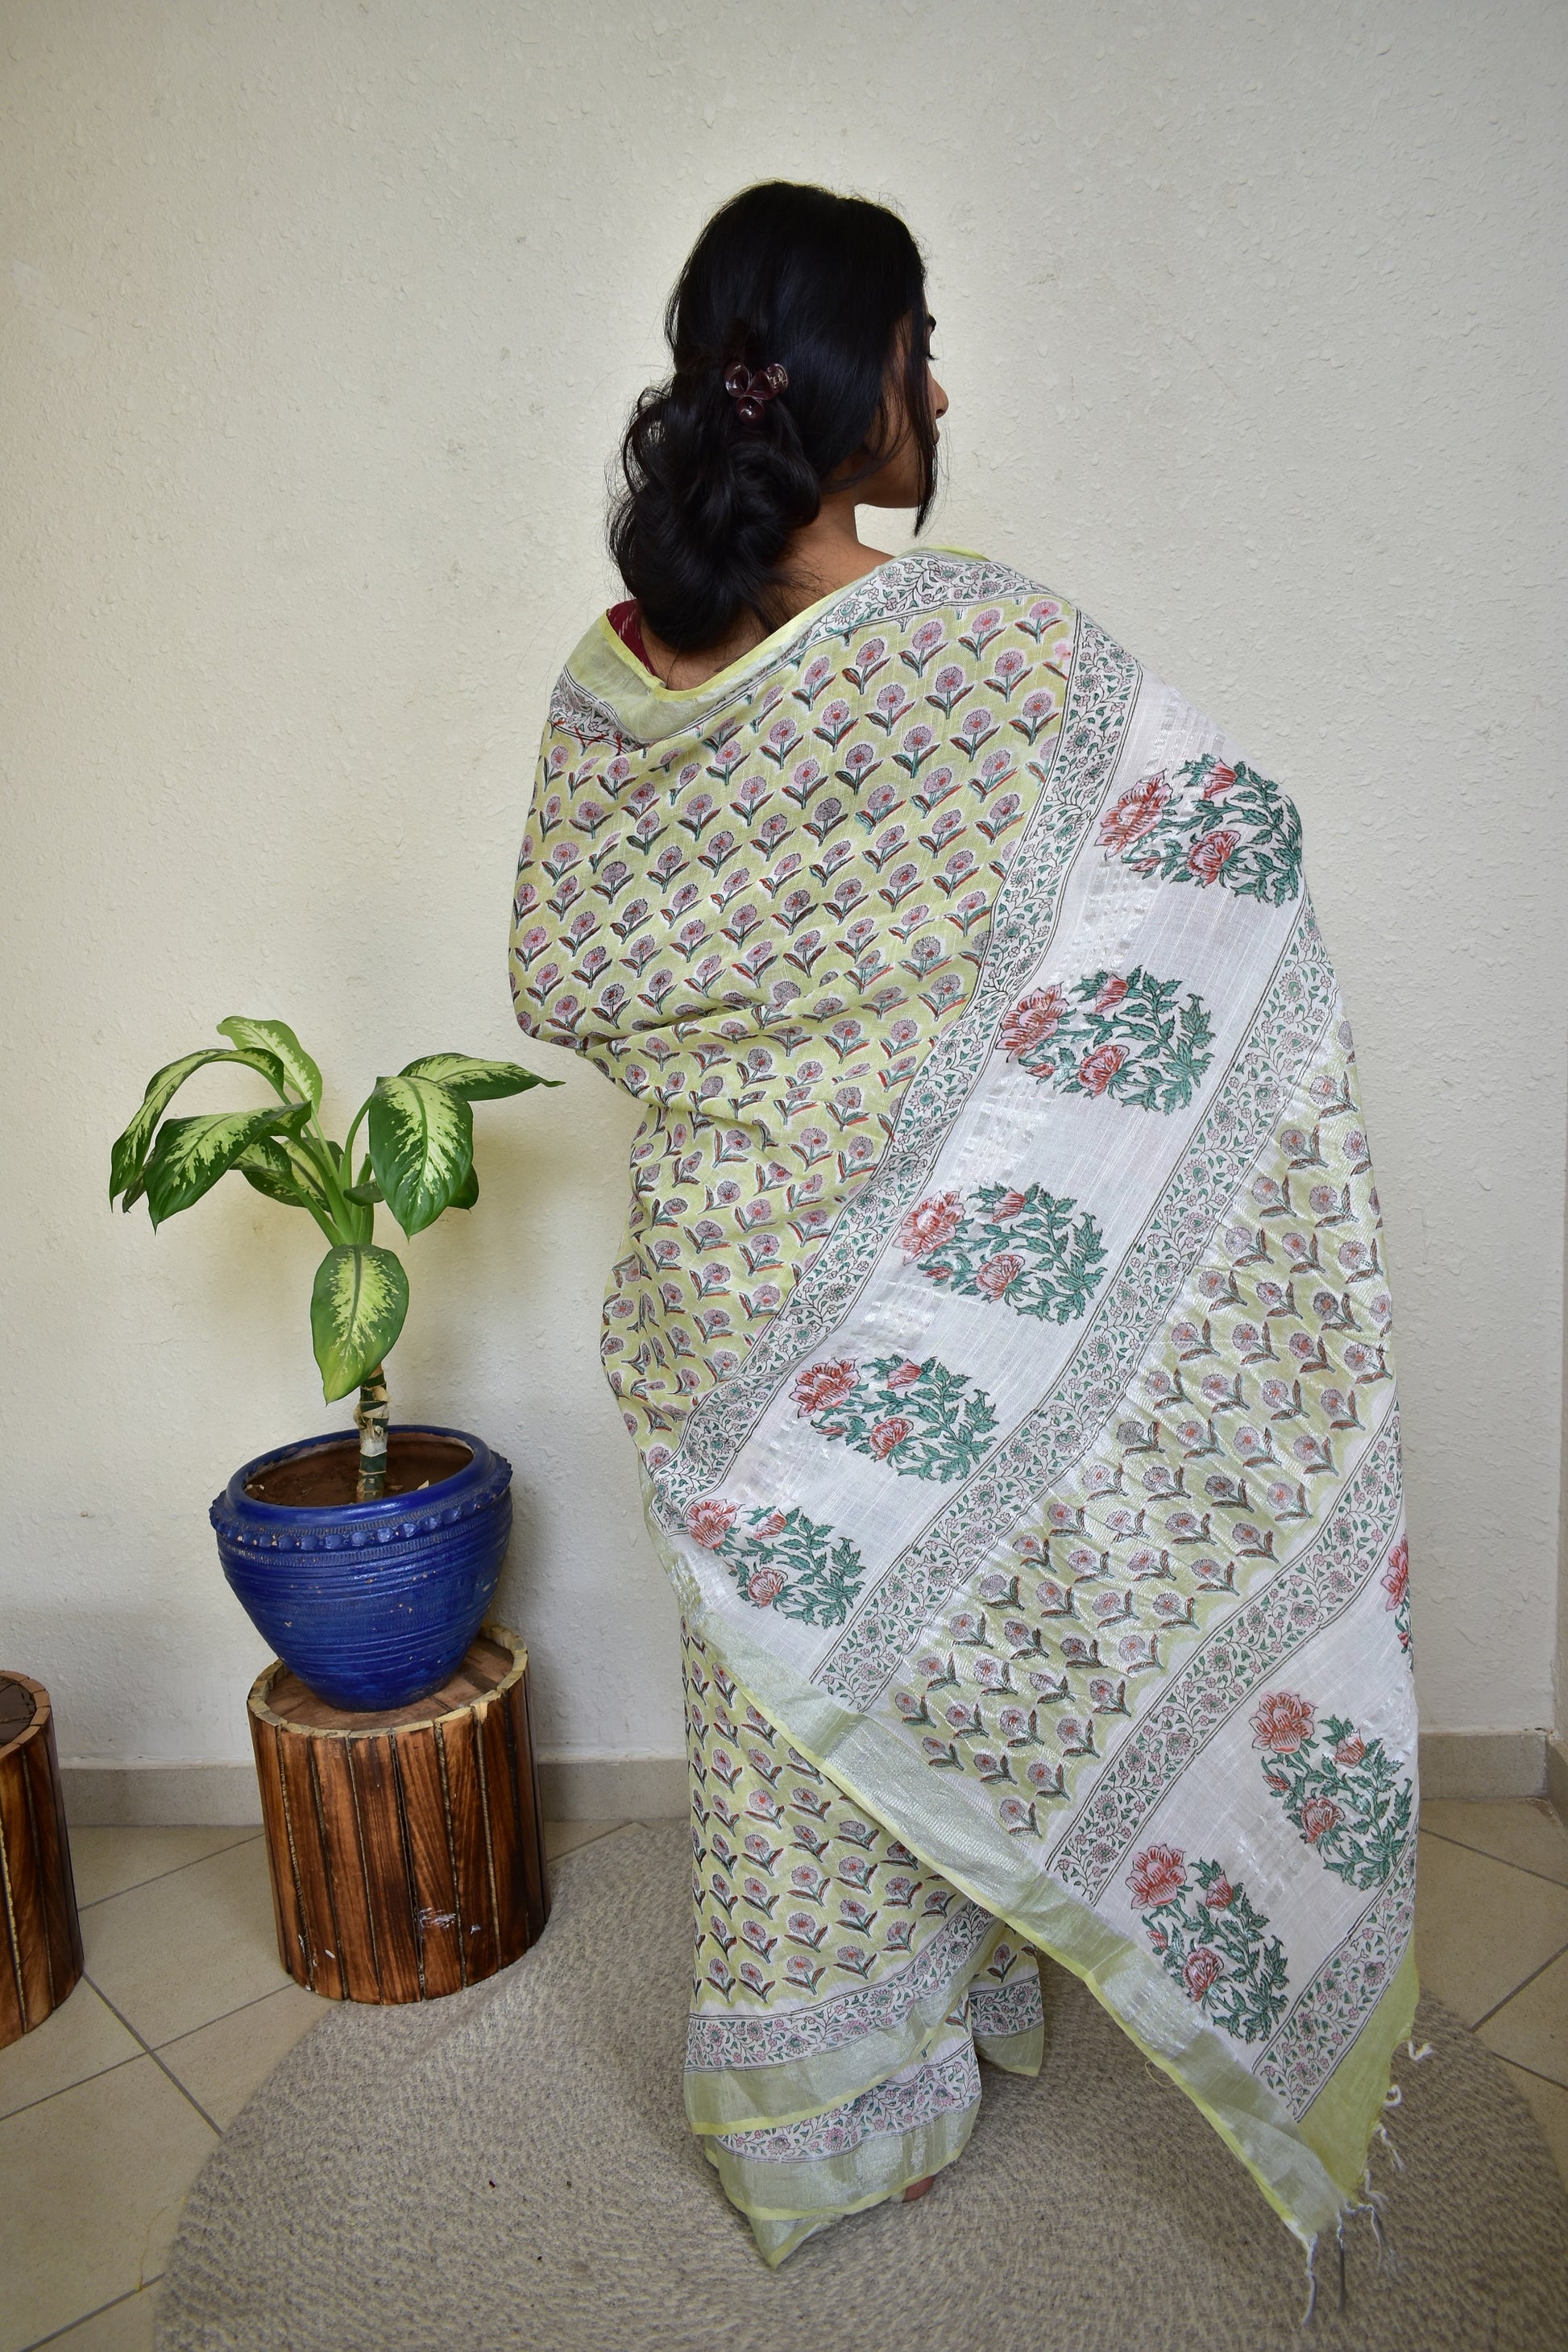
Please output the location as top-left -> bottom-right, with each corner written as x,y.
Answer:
724,360 -> 789,425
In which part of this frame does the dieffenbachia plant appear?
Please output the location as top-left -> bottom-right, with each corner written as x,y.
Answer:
110,1018 -> 557,1500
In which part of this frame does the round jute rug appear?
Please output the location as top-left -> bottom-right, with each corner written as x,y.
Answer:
156,1824 -> 1567,2352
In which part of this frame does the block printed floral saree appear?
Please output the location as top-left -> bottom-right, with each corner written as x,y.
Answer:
510,553 -> 1417,2269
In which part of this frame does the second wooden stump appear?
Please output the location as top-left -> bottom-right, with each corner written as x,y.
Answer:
248,1623 -> 549,2003
0,1673 -> 83,2045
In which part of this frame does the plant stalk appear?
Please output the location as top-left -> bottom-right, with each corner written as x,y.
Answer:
355,1363 -> 389,1501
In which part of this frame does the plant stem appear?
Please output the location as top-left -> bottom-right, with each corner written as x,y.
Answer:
355,1363 -> 389,1501
342,1097 -> 371,1172
293,1130 -> 348,1238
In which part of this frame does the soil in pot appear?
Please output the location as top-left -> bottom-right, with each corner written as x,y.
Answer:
243,1433 -> 473,1508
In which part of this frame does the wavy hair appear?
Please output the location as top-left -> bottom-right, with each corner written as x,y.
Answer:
608,181 -> 937,653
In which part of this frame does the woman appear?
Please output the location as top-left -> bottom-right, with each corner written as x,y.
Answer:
511,182 -> 1417,2275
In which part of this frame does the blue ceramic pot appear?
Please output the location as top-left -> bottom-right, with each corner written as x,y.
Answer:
210,1425 -> 512,1711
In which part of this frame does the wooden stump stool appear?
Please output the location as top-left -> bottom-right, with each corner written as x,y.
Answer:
0,1673 -> 84,2046
247,1623 -> 549,2003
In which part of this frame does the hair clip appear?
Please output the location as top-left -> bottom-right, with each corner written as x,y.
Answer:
724,361 -> 789,425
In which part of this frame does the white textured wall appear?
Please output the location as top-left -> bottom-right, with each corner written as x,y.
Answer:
2,0 -> 1563,1775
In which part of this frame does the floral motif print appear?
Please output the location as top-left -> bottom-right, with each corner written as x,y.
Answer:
898,1181 -> 1107,1324
713,2043 -> 979,2162
686,1497 -> 740,1548
1053,1418 -> 1404,1902
1256,1842 -> 1416,2116
1126,1844 -> 1290,2042
1097,772 -> 1171,854
512,564 -> 1077,1459
1126,1843 -> 1185,1906
1102,751 -> 1303,907
791,1352 -> 998,1482
894,1620 -> 1094,1799
686,1499 -> 868,1627
1250,1690 -> 1317,1754
898,1192 -> 965,1256
998,985 -> 1071,1059
682,1623 -> 1003,2031
968,1943 -> 1046,2046
886,1024 -> 1399,1844
1382,1535 -> 1412,1657
1253,1691 -> 1414,1890
792,1360 -> 860,1417
1000,968 -> 1215,1114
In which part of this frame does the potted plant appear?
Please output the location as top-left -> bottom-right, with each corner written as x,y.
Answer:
109,1017 -> 557,1711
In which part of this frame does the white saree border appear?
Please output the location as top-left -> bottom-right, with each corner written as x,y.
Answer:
515,553 -> 1419,2258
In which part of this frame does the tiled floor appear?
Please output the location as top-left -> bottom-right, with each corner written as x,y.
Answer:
2,1802 -> 1566,2350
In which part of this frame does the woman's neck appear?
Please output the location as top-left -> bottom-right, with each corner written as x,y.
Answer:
638,492 -> 892,691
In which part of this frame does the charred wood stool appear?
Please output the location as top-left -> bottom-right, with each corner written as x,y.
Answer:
247,1623 -> 549,2002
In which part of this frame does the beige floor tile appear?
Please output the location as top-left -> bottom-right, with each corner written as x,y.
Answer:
1421,1798 -> 1568,1888
36,2285 -> 159,2349
0,1982 -> 140,2122
69,1827 -> 260,1910
545,1819 -> 625,1859
1498,2061 -> 1568,2190
158,1982 -> 328,2129
1479,1948 -> 1568,2081
0,2057 -> 212,2352
1414,1831 -> 1568,2026
81,1838 -> 287,2049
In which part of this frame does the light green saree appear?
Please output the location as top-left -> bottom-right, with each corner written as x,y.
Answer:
511,551 -> 1417,2271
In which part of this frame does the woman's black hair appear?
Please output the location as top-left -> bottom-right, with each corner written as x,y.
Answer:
608,181 -> 936,654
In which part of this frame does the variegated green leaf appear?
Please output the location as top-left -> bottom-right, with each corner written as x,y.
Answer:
367,1075 -> 473,1238
338,1152 -> 383,1213
398,1052 -> 558,1102
110,1046 -> 287,1204
234,1135 -> 338,1227
450,1161 -> 479,1210
234,1136 -> 305,1209
143,1104 -> 310,1230
217,1017 -> 322,1110
338,1151 -> 384,1213
309,1243 -> 409,1402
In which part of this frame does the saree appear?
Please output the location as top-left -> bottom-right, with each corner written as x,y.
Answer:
510,550 -> 1417,2270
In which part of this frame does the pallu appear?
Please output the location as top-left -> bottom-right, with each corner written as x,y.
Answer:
510,551 -> 1418,2270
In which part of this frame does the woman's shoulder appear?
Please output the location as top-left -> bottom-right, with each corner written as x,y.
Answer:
537,548 -> 1093,755
566,550 -> 1075,673
742,547 -> 1080,660
870,544 -> 1062,612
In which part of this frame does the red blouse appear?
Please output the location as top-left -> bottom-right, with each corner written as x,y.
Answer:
608,599 -> 653,673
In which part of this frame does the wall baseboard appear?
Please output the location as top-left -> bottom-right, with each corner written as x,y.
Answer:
535,1753 -> 687,1821
59,1752 -> 691,1829
1547,1737 -> 1568,1825
1414,1728 -> 1546,1802
62,1761 -> 263,1827
62,1729 -> 1552,1827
